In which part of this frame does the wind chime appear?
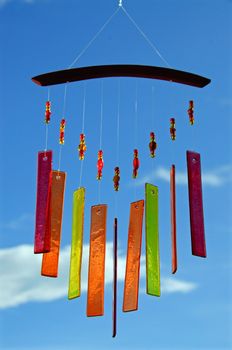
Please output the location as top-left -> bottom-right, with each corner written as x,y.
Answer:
32,1 -> 210,338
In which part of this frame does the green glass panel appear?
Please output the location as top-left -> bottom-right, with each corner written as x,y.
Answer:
145,183 -> 160,296
68,187 -> 85,299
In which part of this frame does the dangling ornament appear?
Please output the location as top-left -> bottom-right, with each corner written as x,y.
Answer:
132,149 -> 140,178
188,100 -> 194,125
78,133 -> 87,160
97,150 -> 104,180
170,118 -> 176,140
59,119 -> 66,144
123,200 -> 144,311
45,101 -> 51,124
113,167 -> 120,191
149,132 -> 157,158
87,204 -> 107,316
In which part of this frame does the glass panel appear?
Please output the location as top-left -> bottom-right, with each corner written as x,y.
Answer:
170,165 -> 177,274
123,200 -> 144,312
187,151 -> 206,257
41,170 -> 66,277
34,150 -> 52,254
68,187 -> 85,299
87,204 -> 107,317
112,218 -> 117,337
145,184 -> 160,296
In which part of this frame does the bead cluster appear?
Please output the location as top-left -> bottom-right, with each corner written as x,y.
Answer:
170,118 -> 176,140
149,132 -> 157,158
188,100 -> 194,125
113,167 -> 120,191
45,101 -> 51,124
97,150 -> 104,180
133,149 -> 140,178
59,119 -> 66,144
78,133 -> 87,160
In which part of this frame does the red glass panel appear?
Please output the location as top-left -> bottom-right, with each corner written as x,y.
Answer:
170,165 -> 177,273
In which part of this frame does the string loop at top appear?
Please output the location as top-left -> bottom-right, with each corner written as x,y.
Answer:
68,7 -> 120,69
121,6 -> 171,68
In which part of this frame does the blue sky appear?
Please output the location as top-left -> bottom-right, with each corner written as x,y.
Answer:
0,0 -> 232,349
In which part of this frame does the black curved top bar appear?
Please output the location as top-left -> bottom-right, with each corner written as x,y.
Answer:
32,64 -> 211,88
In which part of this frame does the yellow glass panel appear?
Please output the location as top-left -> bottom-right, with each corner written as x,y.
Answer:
68,187 -> 85,299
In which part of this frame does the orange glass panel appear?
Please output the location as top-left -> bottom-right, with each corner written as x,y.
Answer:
41,170 -> 66,277
87,204 -> 107,317
123,200 -> 144,312
170,165 -> 177,274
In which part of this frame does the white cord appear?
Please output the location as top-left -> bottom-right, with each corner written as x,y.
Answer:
68,7 -> 120,68
121,6 -> 171,68
99,81 -> 104,150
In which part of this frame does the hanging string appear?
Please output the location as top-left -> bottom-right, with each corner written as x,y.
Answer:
134,81 -> 138,200
58,146 -> 62,172
99,81 -> 104,150
116,79 -> 121,165
47,87 -> 50,101
151,85 -> 155,131
98,81 -> 104,203
79,83 -> 87,188
134,81 -> 138,149
62,84 -> 68,117
121,5 -> 171,68
81,83 -> 86,134
114,79 -> 121,217
45,124 -> 48,152
58,83 -> 68,171
68,7 -> 120,69
151,85 -> 155,172
44,88 -> 51,153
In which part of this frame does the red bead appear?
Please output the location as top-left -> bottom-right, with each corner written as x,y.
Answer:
97,159 -> 104,171
133,158 -> 140,169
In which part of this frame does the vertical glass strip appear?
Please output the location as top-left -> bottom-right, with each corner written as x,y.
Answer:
68,187 -> 85,299
87,204 -> 107,317
34,150 -> 52,254
112,218 -> 117,338
123,200 -> 144,312
145,183 -> 160,296
170,165 -> 177,274
187,151 -> 206,257
41,170 -> 66,277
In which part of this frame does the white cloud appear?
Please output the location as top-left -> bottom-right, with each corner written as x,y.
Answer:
0,243 -> 128,309
0,244 -> 197,309
161,277 -> 197,294
134,165 -> 232,188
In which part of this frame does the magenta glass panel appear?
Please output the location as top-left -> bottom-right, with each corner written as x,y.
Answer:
34,150 -> 52,254
187,151 -> 206,258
